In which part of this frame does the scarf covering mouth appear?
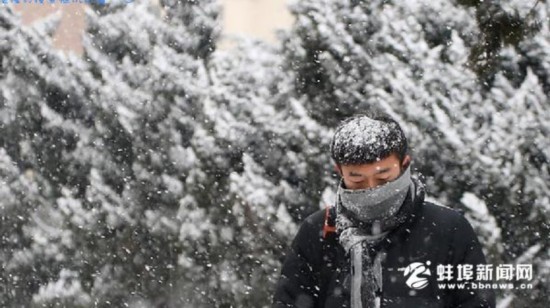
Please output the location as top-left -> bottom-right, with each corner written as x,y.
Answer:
336,176 -> 420,308
337,165 -> 412,223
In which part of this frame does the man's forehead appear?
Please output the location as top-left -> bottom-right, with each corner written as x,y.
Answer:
342,161 -> 400,176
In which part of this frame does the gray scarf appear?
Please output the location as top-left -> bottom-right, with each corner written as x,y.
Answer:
336,171 -> 417,308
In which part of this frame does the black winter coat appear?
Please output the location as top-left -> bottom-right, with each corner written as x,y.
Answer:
272,187 -> 496,308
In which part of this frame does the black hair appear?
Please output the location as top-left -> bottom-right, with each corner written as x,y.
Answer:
330,113 -> 408,165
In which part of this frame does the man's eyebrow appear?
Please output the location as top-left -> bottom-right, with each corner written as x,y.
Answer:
348,168 -> 391,177
375,167 -> 392,175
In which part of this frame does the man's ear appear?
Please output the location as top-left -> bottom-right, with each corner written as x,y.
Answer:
334,164 -> 342,177
402,155 -> 411,169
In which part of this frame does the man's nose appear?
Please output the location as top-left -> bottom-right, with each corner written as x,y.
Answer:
365,178 -> 378,189
351,178 -> 377,190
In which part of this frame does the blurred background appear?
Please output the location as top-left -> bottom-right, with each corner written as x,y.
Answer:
12,0 -> 294,54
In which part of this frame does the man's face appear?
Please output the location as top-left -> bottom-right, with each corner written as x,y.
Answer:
336,153 -> 410,190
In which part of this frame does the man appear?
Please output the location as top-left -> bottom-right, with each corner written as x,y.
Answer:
272,114 -> 495,307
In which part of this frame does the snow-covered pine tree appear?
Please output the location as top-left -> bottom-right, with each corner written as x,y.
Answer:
467,5 -> 550,302
0,7 -> 99,306
203,39 -> 332,306
83,1 -> 331,305
0,146 -> 55,307
159,0 -> 219,59
282,0 -> 550,305
456,0 -> 544,85
1,4 -> 171,306
7,3 -> 197,305
472,68 -> 549,306
76,1 -> 221,306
